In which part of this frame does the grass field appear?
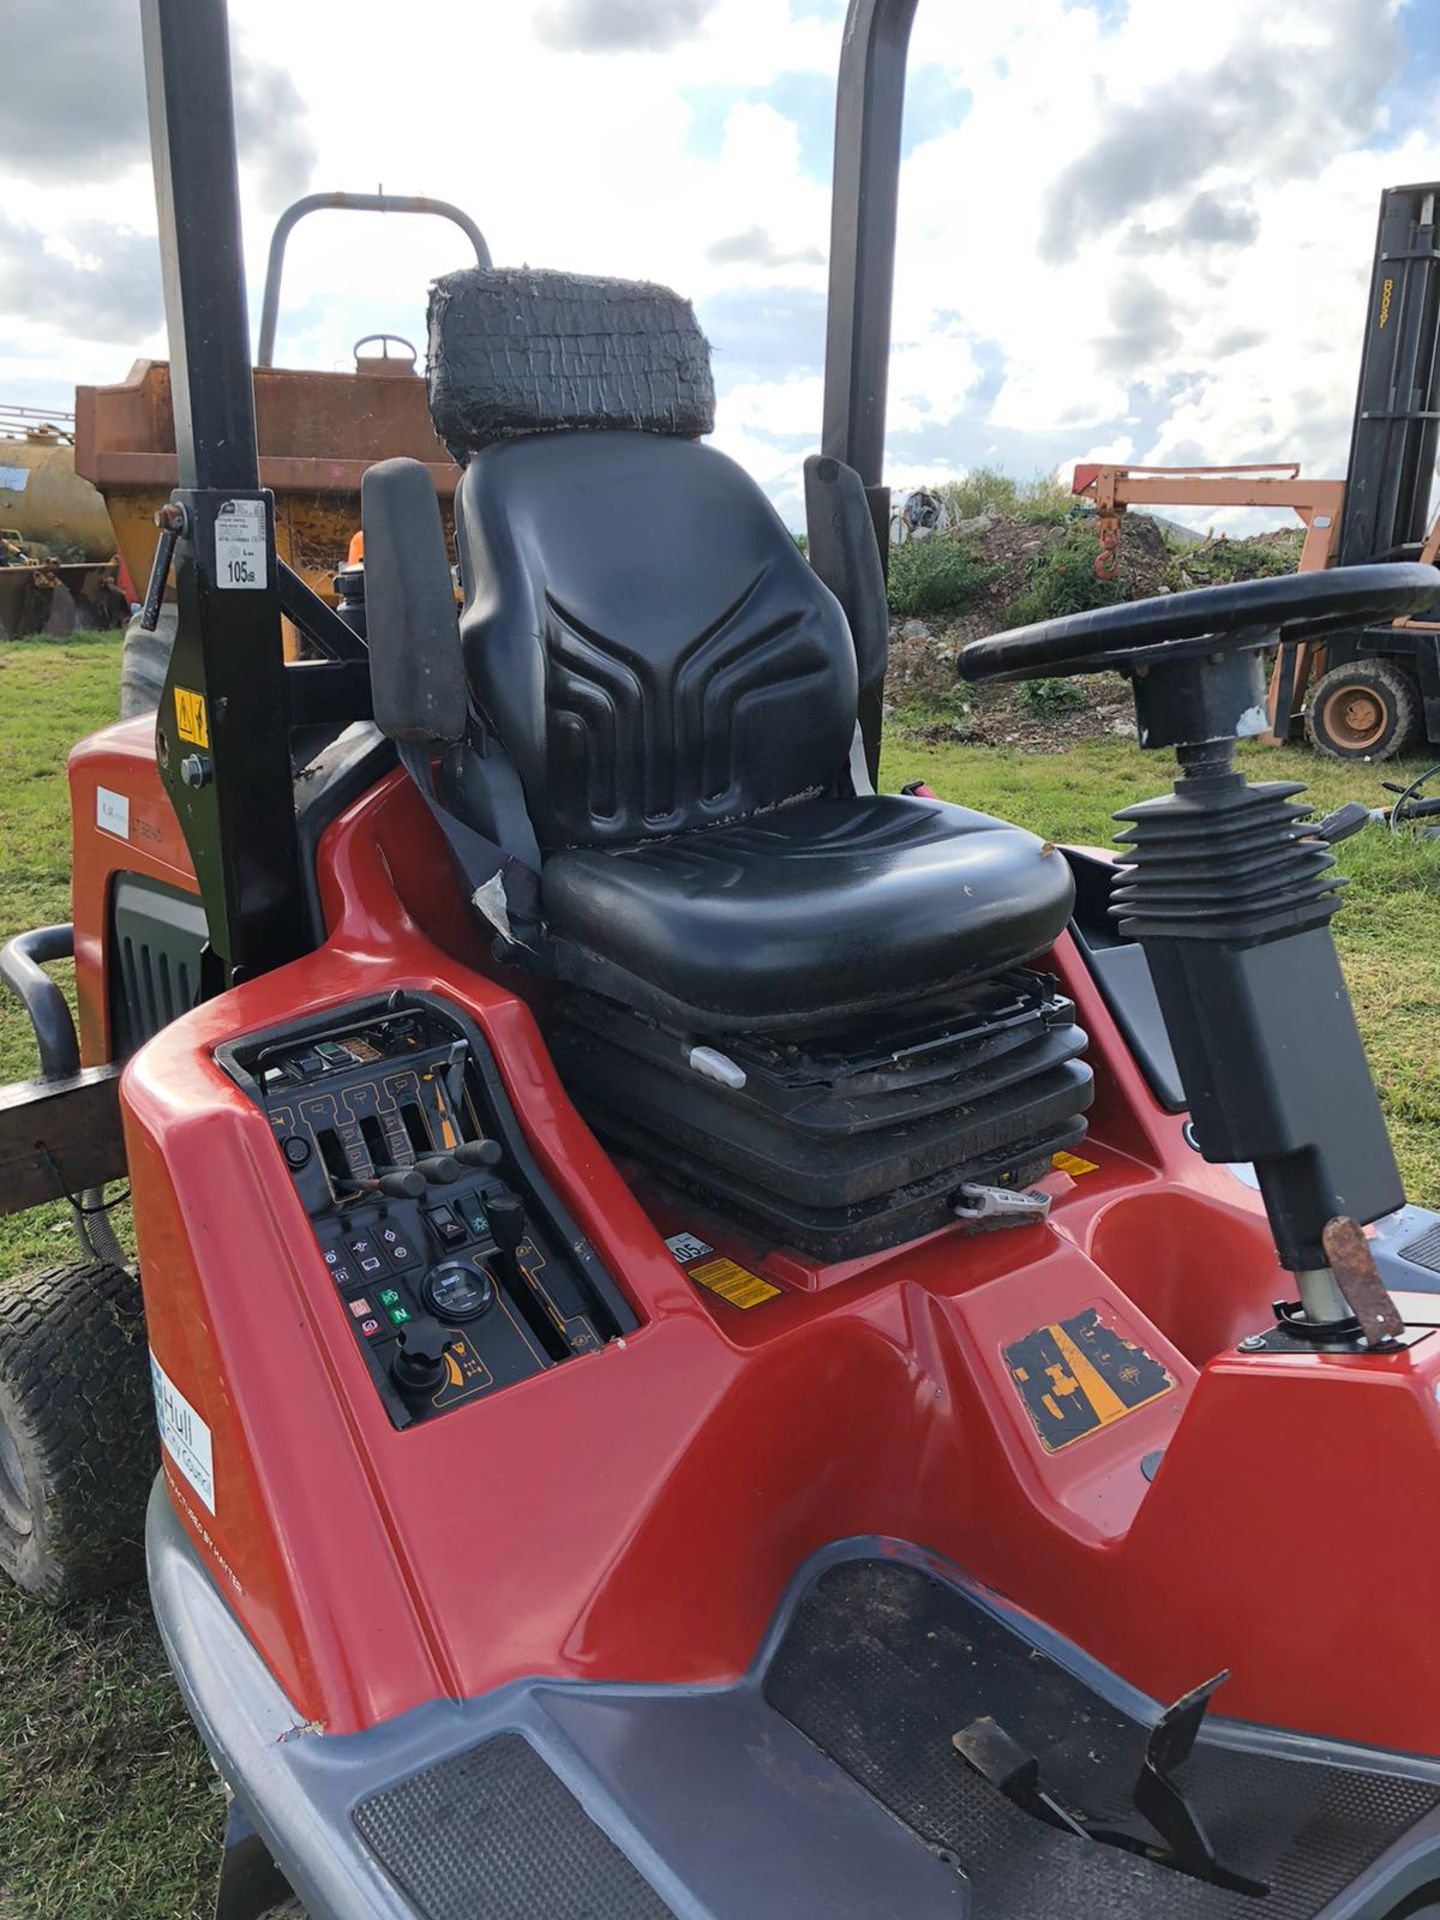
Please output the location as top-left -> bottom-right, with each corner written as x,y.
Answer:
0,630 -> 1436,1918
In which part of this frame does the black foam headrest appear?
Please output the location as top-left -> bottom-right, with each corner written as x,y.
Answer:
427,266 -> 715,455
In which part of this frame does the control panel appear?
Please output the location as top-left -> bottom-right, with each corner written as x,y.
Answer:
218,993 -> 637,1428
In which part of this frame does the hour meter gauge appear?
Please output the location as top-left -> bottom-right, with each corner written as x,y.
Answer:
421,1259 -> 495,1322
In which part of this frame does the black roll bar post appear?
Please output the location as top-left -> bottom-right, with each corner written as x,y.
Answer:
821,0 -> 920,777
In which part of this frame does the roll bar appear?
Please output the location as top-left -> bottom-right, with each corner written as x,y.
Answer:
256,193 -> 492,368
138,0 -> 924,984
822,0 -> 919,499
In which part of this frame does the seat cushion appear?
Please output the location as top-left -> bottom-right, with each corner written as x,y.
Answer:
540,794 -> 1076,1031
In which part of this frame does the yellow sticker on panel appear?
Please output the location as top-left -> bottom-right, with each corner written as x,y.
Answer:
664,1234 -> 780,1309
1052,1150 -> 1099,1177
1004,1308 -> 1173,1451
687,1257 -> 781,1310
174,686 -> 210,748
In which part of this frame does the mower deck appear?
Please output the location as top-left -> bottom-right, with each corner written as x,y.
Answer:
151,1497 -> 1440,1920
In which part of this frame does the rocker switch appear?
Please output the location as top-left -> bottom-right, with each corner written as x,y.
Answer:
425,1204 -> 468,1250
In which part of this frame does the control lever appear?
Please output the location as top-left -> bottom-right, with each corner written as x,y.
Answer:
415,1154 -> 461,1185
339,1168 -> 427,1200
488,1193 -> 526,1269
455,1138 -> 503,1170
389,1316 -> 458,1398
487,1193 -> 569,1361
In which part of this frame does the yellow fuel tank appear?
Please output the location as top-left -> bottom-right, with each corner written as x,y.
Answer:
0,430 -> 115,562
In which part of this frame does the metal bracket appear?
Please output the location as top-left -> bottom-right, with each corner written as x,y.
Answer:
214,1799 -> 296,1920
1322,1216 -> 1406,1348
952,1183 -> 1052,1228
953,1673 -> 1269,1897
1131,1673 -> 1268,1897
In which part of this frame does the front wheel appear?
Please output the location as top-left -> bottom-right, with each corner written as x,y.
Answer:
1306,658 -> 1421,761
0,1259 -> 153,1603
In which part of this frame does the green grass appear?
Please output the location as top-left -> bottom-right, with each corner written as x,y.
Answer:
0,632 -> 1437,1916
0,633 -> 219,1920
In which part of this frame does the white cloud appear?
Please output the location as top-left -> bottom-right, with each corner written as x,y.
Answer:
1,0 -> 1437,538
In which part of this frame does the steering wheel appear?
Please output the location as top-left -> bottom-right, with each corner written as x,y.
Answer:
956,562 -> 1440,684
353,332 -> 419,370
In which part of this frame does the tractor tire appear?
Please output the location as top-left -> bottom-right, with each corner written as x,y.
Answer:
0,1259 -> 153,1603
1306,659 -> 1422,761
119,602 -> 177,719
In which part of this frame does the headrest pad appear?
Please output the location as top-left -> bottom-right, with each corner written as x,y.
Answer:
427,266 -> 715,454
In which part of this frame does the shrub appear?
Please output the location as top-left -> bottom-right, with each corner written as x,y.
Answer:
935,467 -> 1075,527
937,466 -> 1019,522
1014,675 -> 1086,718
1178,532 -> 1303,585
886,536 -> 997,617
1009,527 -> 1120,625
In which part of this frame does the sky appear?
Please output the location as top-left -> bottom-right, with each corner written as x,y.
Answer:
2,0 -> 1438,531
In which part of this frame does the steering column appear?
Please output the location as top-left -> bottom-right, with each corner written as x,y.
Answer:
960,562 -> 1440,1344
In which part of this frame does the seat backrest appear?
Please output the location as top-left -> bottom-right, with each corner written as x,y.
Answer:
455,430 -> 858,851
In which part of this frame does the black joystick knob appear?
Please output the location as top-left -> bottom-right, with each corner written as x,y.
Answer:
455,1138 -> 503,1170
389,1315 -> 455,1397
415,1153 -> 461,1185
378,1167 -> 426,1199
487,1193 -> 526,1257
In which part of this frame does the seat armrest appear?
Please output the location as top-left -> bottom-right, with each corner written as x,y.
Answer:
361,457 -> 467,744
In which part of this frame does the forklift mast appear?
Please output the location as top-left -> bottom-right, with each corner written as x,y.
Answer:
1337,184 -> 1440,571
1324,181 -> 1440,738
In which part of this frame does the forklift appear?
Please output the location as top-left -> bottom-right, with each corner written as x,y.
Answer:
1077,181 -> 1440,762
6,3 -> 1440,1915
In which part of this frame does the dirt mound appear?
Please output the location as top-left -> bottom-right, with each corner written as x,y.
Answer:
884,512 -> 1292,750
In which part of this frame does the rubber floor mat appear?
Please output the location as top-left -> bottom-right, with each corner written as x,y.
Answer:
765,1558 -> 1440,1918
353,1730 -> 675,1919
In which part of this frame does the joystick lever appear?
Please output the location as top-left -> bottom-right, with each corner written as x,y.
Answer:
339,1167 -> 426,1200
415,1154 -> 461,1185
390,1315 -> 458,1398
487,1193 -> 526,1272
484,1193 -> 569,1362
455,1138 -> 503,1170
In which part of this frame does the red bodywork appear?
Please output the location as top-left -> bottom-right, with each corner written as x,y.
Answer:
70,724 -> 1440,1755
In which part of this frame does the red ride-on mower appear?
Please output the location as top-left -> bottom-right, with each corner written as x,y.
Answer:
8,3 -> 1440,1916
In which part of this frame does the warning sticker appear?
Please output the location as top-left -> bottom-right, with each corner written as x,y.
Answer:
214,496 -> 267,591
1004,1308 -> 1172,1452
149,1350 -> 215,1512
689,1257 -> 781,1310
666,1232 -> 781,1310
174,686 -> 209,747
1052,1150 -> 1100,1177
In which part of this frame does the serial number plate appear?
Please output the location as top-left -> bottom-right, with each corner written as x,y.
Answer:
214,498 -> 267,591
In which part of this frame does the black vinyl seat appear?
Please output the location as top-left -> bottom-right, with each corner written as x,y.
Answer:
453,429 -> 1074,1030
364,264 -> 1093,1252
542,791 -> 1073,1031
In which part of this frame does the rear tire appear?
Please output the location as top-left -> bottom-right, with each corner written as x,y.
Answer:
119,602 -> 177,719
0,1260 -> 153,1603
1306,658 -> 1421,761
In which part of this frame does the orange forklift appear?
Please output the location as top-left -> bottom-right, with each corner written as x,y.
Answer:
1075,182 -> 1440,760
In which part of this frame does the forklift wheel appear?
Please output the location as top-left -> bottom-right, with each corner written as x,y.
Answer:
1306,659 -> 1421,760
0,1260 -> 153,1604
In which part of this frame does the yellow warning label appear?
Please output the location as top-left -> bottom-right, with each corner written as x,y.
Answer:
174,686 -> 210,748
1052,1150 -> 1099,1177
1004,1309 -> 1173,1452
687,1256 -> 781,1311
